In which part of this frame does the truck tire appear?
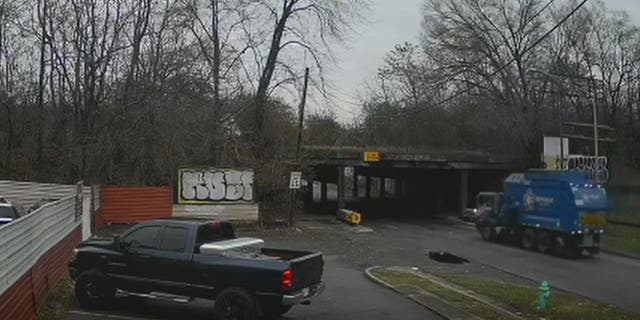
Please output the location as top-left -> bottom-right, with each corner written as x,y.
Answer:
554,235 -> 581,258
214,287 -> 258,320
74,270 -> 115,309
479,225 -> 497,241
261,304 -> 292,319
522,229 -> 535,250
536,231 -> 552,253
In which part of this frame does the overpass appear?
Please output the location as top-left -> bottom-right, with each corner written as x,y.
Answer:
304,146 -> 524,219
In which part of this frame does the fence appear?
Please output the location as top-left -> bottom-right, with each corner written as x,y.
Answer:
97,186 -> 173,228
0,195 -> 82,320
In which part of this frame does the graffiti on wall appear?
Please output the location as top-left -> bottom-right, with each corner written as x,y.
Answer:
178,168 -> 254,204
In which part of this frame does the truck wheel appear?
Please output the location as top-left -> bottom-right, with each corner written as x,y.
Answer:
536,231 -> 552,253
214,287 -> 258,320
74,270 -> 115,309
261,304 -> 292,319
479,226 -> 497,241
522,229 -> 535,250
554,235 -> 581,258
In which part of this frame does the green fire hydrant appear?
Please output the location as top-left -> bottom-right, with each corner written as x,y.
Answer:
539,281 -> 551,310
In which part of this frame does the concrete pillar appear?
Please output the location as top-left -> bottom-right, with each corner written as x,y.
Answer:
338,167 -> 346,210
353,167 -> 359,199
460,170 -> 469,212
365,175 -> 371,199
321,180 -> 328,203
395,178 -> 402,199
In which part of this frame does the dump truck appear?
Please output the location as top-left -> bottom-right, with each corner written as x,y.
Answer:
474,170 -> 608,257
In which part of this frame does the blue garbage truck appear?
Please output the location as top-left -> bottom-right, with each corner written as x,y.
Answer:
474,170 -> 608,257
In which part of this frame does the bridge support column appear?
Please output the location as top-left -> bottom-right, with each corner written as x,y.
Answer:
353,167 -> 359,199
460,170 -> 469,212
338,167 -> 345,210
321,180 -> 327,204
365,175 -> 371,199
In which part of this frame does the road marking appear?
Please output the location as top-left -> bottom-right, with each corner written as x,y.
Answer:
69,310 -> 155,320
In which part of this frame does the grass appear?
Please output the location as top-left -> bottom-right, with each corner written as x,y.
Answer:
601,223 -> 640,257
372,268 -> 639,320
36,277 -> 75,320
442,274 -> 638,320
372,269 -> 518,320
608,212 -> 640,225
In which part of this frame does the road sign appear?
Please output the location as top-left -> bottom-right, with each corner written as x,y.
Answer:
364,151 -> 381,162
289,172 -> 302,189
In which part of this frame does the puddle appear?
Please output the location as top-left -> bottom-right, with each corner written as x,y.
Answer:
427,251 -> 470,264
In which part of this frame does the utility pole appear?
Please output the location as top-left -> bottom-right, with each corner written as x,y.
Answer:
295,68 -> 310,157
558,93 -> 565,169
592,98 -> 599,157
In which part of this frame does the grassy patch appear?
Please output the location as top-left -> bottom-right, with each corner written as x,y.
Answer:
601,223 -> 640,257
608,212 -> 640,225
442,274 -> 638,320
372,268 -> 638,320
36,277 -> 75,320
372,269 -> 518,320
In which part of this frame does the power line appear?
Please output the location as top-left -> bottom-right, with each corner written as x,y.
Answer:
401,0 -> 588,118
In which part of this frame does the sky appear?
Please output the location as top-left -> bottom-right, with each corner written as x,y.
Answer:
323,0 -> 640,122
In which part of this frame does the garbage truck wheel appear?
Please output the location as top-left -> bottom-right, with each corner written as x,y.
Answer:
536,231 -> 552,253
480,226 -> 496,241
522,229 -> 535,250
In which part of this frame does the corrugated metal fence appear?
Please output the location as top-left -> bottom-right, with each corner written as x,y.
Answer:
98,186 -> 173,227
0,180 -> 94,211
0,195 -> 82,320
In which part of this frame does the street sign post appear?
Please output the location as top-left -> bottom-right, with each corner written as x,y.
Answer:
289,172 -> 302,189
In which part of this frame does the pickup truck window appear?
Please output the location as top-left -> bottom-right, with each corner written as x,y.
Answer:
159,227 -> 188,252
122,226 -> 160,249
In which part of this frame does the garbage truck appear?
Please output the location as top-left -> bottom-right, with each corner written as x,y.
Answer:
474,170 -> 608,257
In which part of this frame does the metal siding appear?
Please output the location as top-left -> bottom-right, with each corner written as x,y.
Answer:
172,204 -> 259,221
0,196 -> 81,296
0,180 -> 84,210
99,187 -> 172,225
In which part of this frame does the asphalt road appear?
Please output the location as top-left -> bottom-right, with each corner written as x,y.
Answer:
66,216 -> 640,319
67,255 -> 441,320
361,219 -> 640,313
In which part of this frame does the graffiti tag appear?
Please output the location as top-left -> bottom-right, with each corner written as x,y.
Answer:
179,169 -> 254,204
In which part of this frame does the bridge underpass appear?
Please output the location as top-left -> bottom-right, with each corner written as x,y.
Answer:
304,147 -> 522,220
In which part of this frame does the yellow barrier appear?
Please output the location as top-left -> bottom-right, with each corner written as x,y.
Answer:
337,209 -> 362,225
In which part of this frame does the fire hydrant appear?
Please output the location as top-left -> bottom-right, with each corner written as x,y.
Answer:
539,281 -> 551,310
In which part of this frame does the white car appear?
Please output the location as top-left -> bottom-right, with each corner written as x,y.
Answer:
0,200 -> 19,226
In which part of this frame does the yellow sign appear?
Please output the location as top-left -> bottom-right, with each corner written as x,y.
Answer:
364,151 -> 381,162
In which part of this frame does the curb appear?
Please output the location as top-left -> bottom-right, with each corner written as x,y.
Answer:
364,266 -> 451,320
364,266 -> 472,320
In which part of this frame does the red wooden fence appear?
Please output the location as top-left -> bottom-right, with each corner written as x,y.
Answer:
97,186 -> 173,228
0,227 -> 81,320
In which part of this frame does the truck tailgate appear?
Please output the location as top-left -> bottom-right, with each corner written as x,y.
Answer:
290,252 -> 323,292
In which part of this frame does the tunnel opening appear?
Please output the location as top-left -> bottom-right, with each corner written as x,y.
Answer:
305,164 -> 510,221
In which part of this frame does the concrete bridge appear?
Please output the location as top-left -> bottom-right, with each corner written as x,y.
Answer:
304,146 -> 524,218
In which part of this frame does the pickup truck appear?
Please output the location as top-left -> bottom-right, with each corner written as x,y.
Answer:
69,219 -> 325,320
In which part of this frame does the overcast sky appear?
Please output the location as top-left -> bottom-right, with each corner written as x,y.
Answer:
322,0 -> 640,122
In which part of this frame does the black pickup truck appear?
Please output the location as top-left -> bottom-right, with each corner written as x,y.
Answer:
69,219 -> 324,320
